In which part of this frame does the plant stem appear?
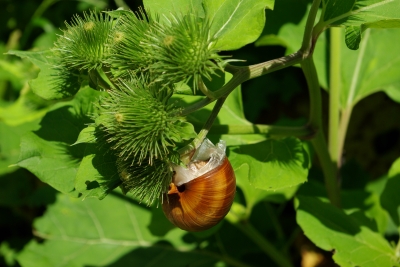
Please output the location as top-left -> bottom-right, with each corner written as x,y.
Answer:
178,97 -> 227,163
181,97 -> 213,116
301,56 -> 340,207
190,123 -> 315,139
198,79 -> 217,99
181,51 -> 304,115
328,27 -> 342,168
301,58 -> 322,130
225,216 -> 293,267
301,0 -> 322,54
214,51 -> 303,99
311,130 -> 341,207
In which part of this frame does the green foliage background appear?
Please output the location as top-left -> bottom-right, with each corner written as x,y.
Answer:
1,0 -> 400,267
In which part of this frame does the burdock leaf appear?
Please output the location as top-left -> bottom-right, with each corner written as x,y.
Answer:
7,50 -> 81,100
16,87 -> 104,196
204,0 -> 274,50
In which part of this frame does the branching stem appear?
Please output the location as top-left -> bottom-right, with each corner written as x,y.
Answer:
181,51 -> 303,115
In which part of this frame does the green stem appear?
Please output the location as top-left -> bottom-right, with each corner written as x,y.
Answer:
311,130 -> 341,207
215,51 -> 303,98
190,123 -> 315,139
328,27 -> 342,168
301,56 -> 340,207
198,79 -> 217,99
182,51 -> 304,115
178,97 -> 227,163
225,214 -> 293,267
301,58 -> 322,129
181,97 -> 213,116
301,0 -> 322,54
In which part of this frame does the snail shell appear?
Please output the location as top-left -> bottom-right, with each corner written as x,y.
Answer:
162,157 -> 236,232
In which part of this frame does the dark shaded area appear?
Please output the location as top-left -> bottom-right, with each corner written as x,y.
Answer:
345,93 -> 400,178
0,169 -> 57,267
101,243 -> 220,267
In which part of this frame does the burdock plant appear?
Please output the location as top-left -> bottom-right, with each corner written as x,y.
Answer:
10,0 -> 400,264
109,10 -> 225,92
54,10 -> 114,71
94,74 -> 197,203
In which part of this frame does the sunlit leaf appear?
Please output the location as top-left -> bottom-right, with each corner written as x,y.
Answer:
143,0 -> 204,21
7,50 -> 82,100
204,0 -> 274,50
229,137 -> 309,191
16,87 -> 103,197
234,161 -> 299,217
339,28 -> 400,107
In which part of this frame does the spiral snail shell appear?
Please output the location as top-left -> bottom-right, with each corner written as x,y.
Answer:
162,139 -> 236,232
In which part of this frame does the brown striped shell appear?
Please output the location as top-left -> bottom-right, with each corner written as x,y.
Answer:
162,157 -> 236,232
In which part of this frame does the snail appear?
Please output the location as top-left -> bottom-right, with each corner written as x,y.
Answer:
162,139 -> 236,232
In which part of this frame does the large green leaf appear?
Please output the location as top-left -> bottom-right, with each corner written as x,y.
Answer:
204,0 -> 274,50
7,50 -> 81,100
296,195 -> 398,267
318,0 -> 400,50
0,89 -> 46,175
339,28 -> 400,107
143,0 -> 204,20
144,0 -> 274,50
17,193 -> 224,267
229,137 -> 309,191
299,179 -> 390,235
234,161 -> 299,218
17,87 -> 103,197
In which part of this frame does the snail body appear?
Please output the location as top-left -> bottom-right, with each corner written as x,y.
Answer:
162,156 -> 236,232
